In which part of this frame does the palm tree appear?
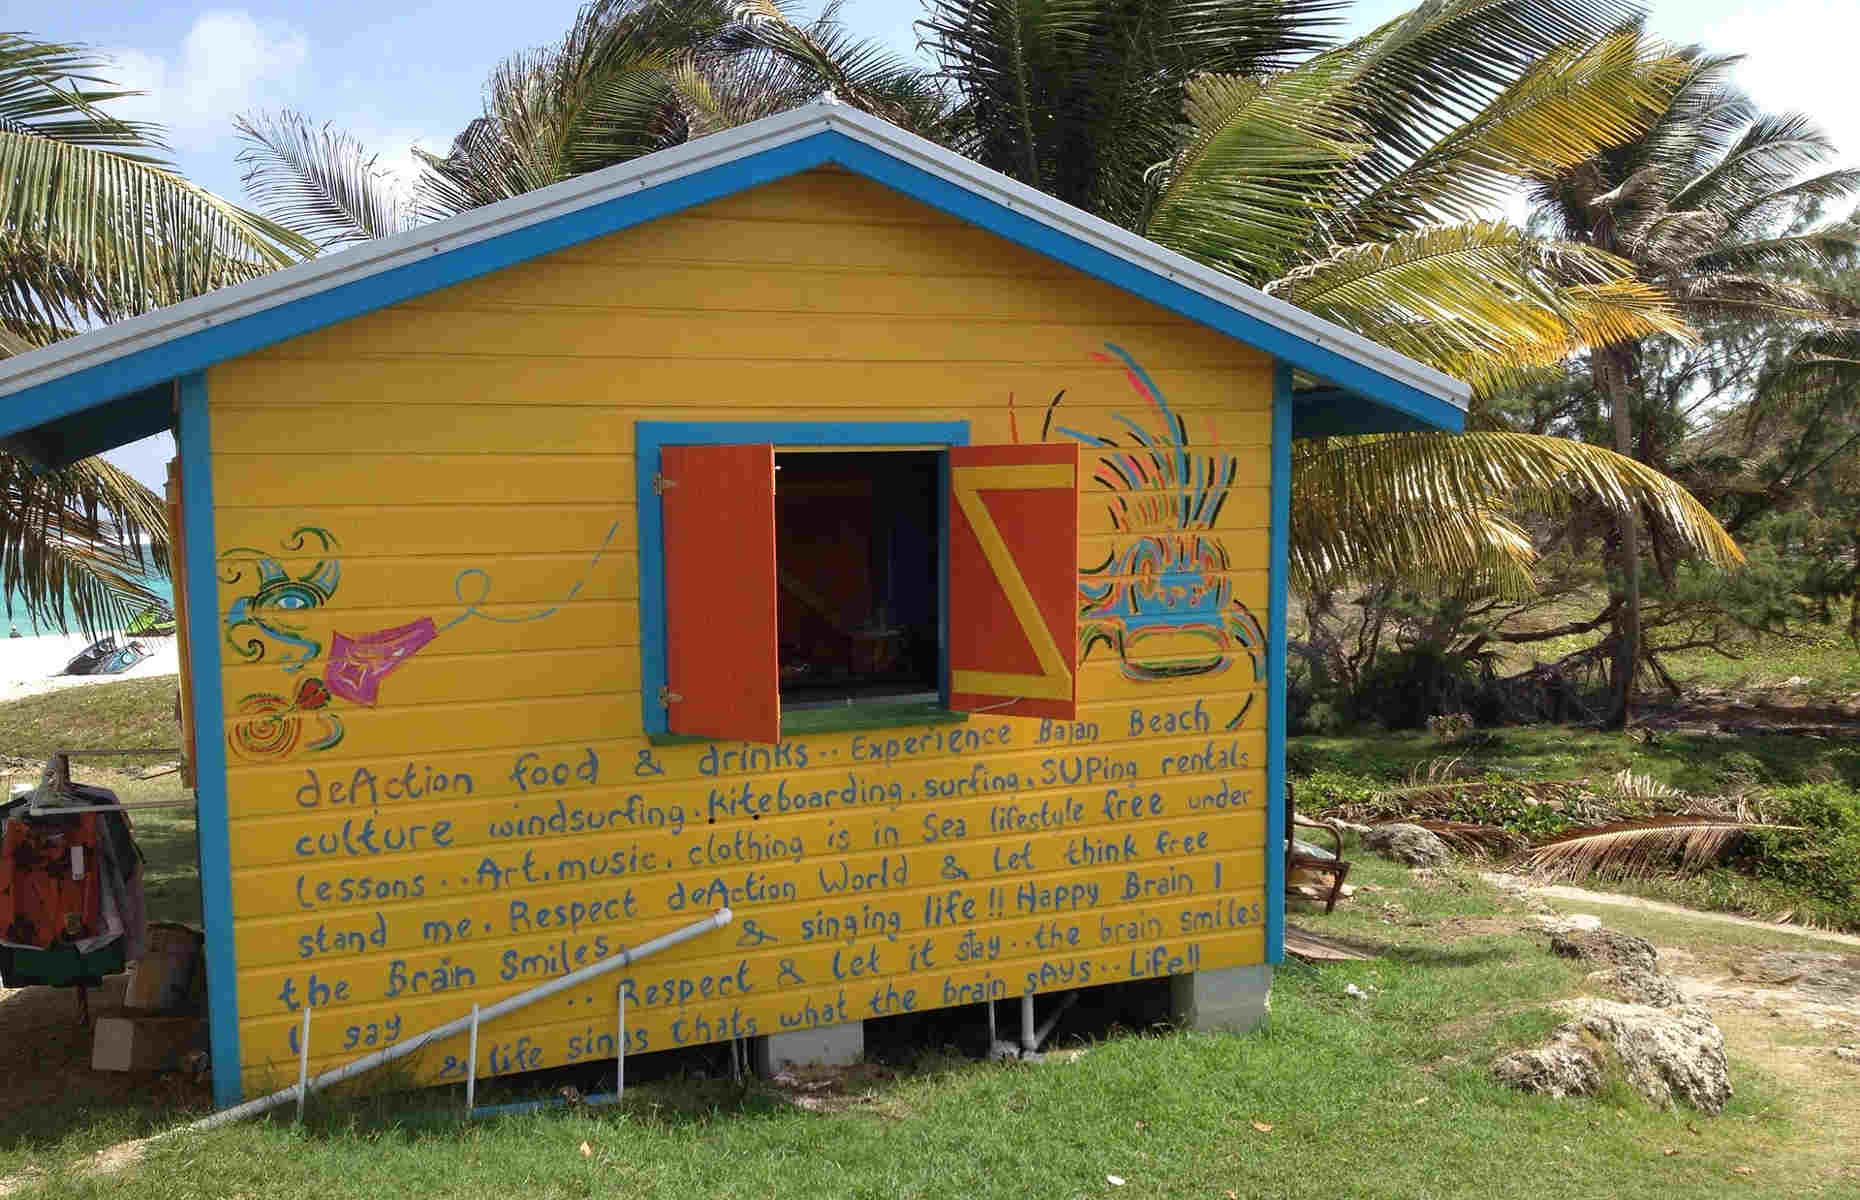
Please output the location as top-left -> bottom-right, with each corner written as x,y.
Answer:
236,0 -> 953,242
1527,54 -> 1860,724
1,34 -> 312,632
237,0 -> 1749,632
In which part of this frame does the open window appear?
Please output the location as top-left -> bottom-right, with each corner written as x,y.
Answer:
656,439 -> 1078,742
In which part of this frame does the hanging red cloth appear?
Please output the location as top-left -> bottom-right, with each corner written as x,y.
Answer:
0,813 -> 104,950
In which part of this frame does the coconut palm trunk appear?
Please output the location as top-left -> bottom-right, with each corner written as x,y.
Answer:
1593,342 -> 1642,728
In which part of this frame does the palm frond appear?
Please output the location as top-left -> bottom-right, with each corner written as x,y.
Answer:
1292,429 -> 1744,597
1413,819 -> 1526,857
1292,480 -> 1540,596
235,110 -> 414,249
1341,28 -> 1685,241
1518,815 -> 1801,880
918,0 -> 1340,222
1319,0 -> 1648,225
0,455 -> 169,635
1269,221 -> 1691,395
1605,769 -> 1683,807
1142,63 -> 1368,280
0,35 -> 311,338
1666,111 -> 1839,218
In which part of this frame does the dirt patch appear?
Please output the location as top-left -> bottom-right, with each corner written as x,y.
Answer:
764,1062 -> 906,1115
1635,693 -> 1860,738
1433,916 -> 1522,940
0,979 -> 209,1139
1483,875 -> 1860,948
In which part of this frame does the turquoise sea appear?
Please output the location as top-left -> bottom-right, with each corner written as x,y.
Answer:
1,568 -> 175,636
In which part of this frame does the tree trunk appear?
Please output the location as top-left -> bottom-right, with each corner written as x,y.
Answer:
1593,345 -> 1640,730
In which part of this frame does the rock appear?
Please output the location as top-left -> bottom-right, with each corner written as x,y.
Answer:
1551,929 -> 1659,973
1587,966 -> 1682,1008
1569,999 -> 1733,1114
1362,823 -> 1451,867
1530,913 -> 1603,935
1332,820 -> 1373,839
1492,1034 -> 1605,1098
1741,951 -> 1860,1004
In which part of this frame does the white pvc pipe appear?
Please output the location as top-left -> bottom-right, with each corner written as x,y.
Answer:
466,1004 -> 480,1113
614,981 -> 625,1099
295,1006 -> 311,1122
172,908 -> 733,1135
1020,993 -> 1036,1055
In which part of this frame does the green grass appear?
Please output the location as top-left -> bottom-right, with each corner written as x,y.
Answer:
0,676 -> 185,767
6,858 -> 1832,1199
1659,624 -> 1860,699
1291,724 -> 1860,796
1290,724 -> 1860,931
1,685 -> 1851,1196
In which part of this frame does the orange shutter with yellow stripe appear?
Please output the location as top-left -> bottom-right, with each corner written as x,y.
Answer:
947,443 -> 1079,720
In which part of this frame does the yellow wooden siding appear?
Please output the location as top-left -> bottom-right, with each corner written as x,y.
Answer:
207,166 -> 1275,1093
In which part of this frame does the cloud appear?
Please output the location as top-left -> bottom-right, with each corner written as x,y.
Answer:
1657,2 -> 1860,169
104,10 -> 309,147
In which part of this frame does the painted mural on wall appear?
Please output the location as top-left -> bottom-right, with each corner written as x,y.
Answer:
1014,343 -> 1265,707
220,523 -> 618,762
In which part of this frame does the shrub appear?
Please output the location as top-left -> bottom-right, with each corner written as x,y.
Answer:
1746,784 -> 1860,919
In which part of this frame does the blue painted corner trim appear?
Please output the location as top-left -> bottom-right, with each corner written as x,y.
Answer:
178,373 -> 242,1107
1265,363 -> 1292,966
634,420 -> 968,735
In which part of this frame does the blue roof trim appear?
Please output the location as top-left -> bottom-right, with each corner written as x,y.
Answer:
3,383 -> 173,469
0,137 -> 839,445
0,125 -> 1460,447
1291,387 -> 1464,438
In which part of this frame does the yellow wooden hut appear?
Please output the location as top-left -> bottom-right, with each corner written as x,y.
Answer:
0,100 -> 1466,1108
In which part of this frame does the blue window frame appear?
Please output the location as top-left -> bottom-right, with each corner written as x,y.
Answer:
634,420 -> 970,736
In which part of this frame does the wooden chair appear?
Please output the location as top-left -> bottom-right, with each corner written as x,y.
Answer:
1285,780 -> 1352,914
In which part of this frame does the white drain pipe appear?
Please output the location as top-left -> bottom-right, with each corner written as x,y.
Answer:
172,908 -> 734,1135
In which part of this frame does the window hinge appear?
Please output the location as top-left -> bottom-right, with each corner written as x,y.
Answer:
652,472 -> 677,496
658,685 -> 683,707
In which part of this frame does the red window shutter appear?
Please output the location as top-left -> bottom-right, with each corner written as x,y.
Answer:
948,443 -> 1079,720
661,444 -> 780,743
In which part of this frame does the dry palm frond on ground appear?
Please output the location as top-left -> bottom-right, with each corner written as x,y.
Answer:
1412,820 -> 1527,857
1517,815 -> 1804,881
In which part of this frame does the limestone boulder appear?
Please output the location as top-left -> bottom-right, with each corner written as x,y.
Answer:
1586,966 -> 1682,1009
1492,1034 -> 1605,1099
1570,999 -> 1732,1114
1361,823 -> 1451,868
1550,929 -> 1659,973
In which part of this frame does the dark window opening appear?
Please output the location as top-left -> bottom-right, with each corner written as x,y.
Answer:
776,450 -> 940,707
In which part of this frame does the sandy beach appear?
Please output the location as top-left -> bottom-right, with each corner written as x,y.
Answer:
0,632 -> 180,703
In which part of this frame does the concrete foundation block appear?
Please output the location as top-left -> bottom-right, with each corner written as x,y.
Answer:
753,1020 -> 864,1074
1170,965 -> 1272,1033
